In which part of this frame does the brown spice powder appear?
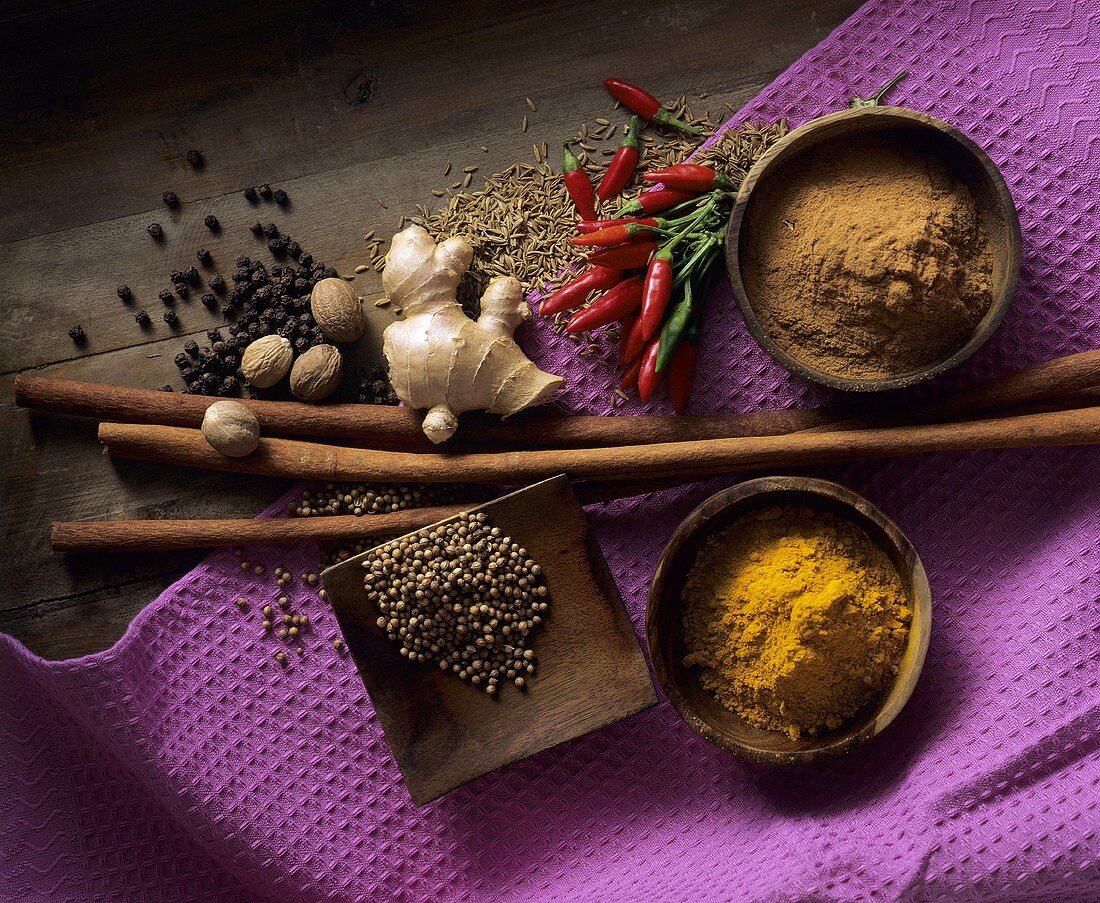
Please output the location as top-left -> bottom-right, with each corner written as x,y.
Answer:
744,135 -> 994,379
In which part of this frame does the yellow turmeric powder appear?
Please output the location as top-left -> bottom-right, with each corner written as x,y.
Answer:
682,505 -> 911,739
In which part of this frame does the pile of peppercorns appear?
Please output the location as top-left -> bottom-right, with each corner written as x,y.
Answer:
288,482 -> 475,517
364,512 -> 548,695
170,247 -> 336,396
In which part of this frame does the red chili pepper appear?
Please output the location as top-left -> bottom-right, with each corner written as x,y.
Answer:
619,356 -> 643,391
615,188 -> 697,217
597,116 -> 641,202
562,139 -> 597,221
643,163 -> 734,192
571,222 -> 658,247
637,335 -> 663,402
587,241 -> 657,269
565,276 -> 644,333
575,217 -> 658,234
667,331 -> 699,414
539,266 -> 623,316
639,248 -> 674,341
603,78 -> 702,135
620,307 -> 647,364
619,312 -> 638,365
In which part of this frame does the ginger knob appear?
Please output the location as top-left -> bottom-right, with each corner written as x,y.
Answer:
201,400 -> 261,457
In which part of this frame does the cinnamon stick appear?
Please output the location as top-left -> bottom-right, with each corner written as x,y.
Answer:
18,349 -> 1100,451
48,480 -> 666,552
15,373 -> 829,451
99,406 -> 1100,485
51,505 -> 465,552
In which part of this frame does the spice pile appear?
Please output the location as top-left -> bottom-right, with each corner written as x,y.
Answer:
743,133 -> 994,379
363,512 -> 548,695
287,482 -> 485,566
682,505 -> 912,739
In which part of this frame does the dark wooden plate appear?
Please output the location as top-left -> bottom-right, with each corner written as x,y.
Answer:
646,476 -> 931,764
322,475 -> 657,805
725,105 -> 1022,392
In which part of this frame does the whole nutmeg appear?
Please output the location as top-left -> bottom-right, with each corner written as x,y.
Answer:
289,344 -> 343,402
310,277 -> 365,343
202,401 -> 260,457
241,334 -> 293,388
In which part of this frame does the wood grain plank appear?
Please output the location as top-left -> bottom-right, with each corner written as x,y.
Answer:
0,0 -> 863,659
0,0 -> 857,243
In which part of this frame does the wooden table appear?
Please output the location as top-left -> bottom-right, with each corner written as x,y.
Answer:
0,0 -> 860,659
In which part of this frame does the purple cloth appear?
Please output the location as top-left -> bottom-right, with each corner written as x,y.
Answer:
3,0 -> 1099,899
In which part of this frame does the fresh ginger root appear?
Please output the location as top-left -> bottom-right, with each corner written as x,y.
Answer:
382,225 -> 565,443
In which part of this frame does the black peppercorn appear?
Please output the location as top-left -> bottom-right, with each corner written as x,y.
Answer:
117,285 -> 132,301
186,149 -> 204,167
258,183 -> 272,199
200,294 -> 215,308
184,266 -> 200,285
272,189 -> 289,205
68,325 -> 86,344
174,283 -> 189,298
207,330 -> 222,343
262,222 -> 278,238
184,340 -> 199,356
135,309 -> 151,326
158,385 -> 173,392
197,248 -> 212,264
147,223 -> 163,239
221,376 -> 237,392
174,353 -> 189,368
323,267 -> 338,279
243,186 -> 258,203
294,336 -> 309,352
159,289 -> 175,306
249,221 -> 263,235
162,191 -> 179,209
203,215 -> 220,232
221,304 -> 235,317
287,241 -> 302,260
209,274 -> 225,292
268,238 -> 286,257
169,269 -> 184,284
163,310 -> 179,325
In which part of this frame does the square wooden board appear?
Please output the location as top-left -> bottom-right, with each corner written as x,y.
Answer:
321,474 -> 657,805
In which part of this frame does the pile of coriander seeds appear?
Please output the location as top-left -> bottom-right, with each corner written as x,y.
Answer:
363,511 -> 548,695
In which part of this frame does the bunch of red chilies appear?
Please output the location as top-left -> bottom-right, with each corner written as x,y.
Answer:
540,78 -> 732,414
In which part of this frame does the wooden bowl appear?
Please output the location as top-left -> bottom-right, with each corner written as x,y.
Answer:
646,476 -> 931,764
726,106 -> 1021,391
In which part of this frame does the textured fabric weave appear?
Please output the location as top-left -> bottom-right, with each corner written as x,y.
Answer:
3,1 -> 1099,900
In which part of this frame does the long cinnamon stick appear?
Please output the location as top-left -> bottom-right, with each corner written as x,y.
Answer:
15,373 -> 830,450
51,505 -> 465,552
19,349 -> 1100,451
48,480 -> 667,552
99,406 -> 1100,485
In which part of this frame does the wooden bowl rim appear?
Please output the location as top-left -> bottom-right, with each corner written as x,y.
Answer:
725,105 -> 1022,392
646,475 -> 932,765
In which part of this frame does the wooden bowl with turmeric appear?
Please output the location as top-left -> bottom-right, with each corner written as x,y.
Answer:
646,476 -> 931,764
726,106 -> 1021,391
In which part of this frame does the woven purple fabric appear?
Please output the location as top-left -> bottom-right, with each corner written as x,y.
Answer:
3,0 -> 1099,900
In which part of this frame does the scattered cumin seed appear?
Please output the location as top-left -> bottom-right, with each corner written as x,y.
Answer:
374,298 -> 391,307
526,96 -> 536,111
443,162 -> 452,175
355,264 -> 369,273
377,197 -> 388,208
522,115 -> 528,133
